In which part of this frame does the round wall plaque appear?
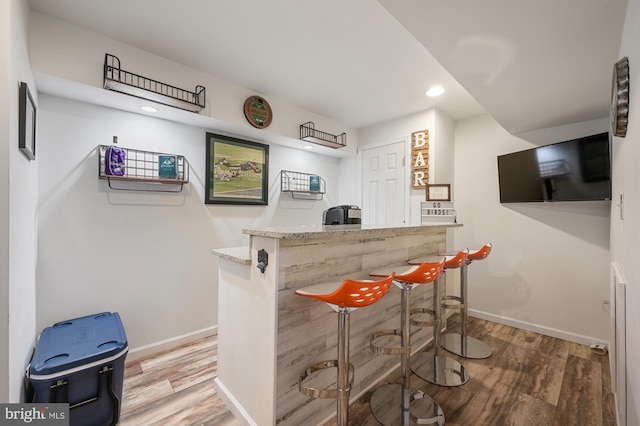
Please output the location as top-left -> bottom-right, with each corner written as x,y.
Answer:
243,96 -> 273,129
611,57 -> 629,137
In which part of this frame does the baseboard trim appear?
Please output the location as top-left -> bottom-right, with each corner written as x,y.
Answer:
214,377 -> 255,426
126,325 -> 217,363
468,309 -> 606,347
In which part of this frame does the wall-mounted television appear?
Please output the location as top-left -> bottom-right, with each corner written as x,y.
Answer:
497,132 -> 611,203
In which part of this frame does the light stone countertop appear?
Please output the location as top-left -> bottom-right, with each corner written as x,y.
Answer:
242,222 -> 461,240
211,246 -> 251,264
213,223 -> 462,265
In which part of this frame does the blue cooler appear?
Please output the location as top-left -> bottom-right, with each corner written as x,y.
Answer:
27,312 -> 128,426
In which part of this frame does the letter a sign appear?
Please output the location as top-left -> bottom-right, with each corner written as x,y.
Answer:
411,129 -> 429,189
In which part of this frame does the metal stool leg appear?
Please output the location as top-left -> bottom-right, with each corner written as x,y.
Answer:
411,276 -> 469,386
337,307 -> 350,426
400,283 -> 411,424
442,263 -> 492,359
298,307 -> 355,426
370,283 -> 445,426
296,275 -> 395,426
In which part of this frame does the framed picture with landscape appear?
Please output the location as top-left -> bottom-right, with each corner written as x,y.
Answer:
205,133 -> 269,205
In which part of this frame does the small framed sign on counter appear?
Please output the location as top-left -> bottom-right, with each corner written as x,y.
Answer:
426,184 -> 451,201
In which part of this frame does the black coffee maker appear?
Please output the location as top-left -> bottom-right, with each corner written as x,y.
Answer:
323,205 -> 362,225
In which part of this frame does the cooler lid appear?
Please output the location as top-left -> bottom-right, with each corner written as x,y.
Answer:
29,312 -> 128,377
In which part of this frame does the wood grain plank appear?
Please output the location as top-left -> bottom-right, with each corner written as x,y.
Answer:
119,380 -> 224,426
120,319 -> 615,426
497,392 -> 556,426
552,355 -> 603,426
120,379 -> 175,416
518,334 -> 569,406
447,344 -> 530,425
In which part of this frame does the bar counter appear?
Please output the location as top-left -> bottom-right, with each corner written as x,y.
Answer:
212,223 -> 461,425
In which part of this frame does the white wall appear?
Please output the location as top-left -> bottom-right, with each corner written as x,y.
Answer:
2,0 -> 39,403
453,114 -> 611,344
25,7 -> 356,358
36,95 -> 341,354
0,0 -> 11,404
356,107 -> 612,345
611,0 -> 639,423
357,108 -> 456,225
433,109 -> 455,186
29,11 -> 357,156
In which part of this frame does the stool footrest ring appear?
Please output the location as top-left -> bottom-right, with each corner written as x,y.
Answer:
441,295 -> 467,311
370,384 -> 445,426
298,359 -> 355,399
410,307 -> 438,328
370,329 -> 407,355
410,390 -> 446,425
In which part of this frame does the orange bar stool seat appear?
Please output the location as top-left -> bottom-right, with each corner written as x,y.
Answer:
368,260 -> 446,426
441,243 -> 493,359
295,273 -> 395,426
407,249 -> 470,387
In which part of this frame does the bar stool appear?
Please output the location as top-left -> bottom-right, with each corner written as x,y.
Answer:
408,249 -> 470,387
369,260 -> 446,426
296,273 -> 395,426
441,243 -> 493,359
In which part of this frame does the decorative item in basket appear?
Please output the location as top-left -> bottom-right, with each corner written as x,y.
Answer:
104,146 -> 126,176
158,154 -> 178,179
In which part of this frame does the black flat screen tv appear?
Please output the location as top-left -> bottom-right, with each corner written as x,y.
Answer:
497,132 -> 611,203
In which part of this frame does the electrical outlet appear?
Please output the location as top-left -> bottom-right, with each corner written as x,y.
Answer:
619,193 -> 624,220
590,343 -> 608,355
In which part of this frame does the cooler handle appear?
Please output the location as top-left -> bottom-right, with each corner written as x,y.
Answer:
49,365 -> 120,426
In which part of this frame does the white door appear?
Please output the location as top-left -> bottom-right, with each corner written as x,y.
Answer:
362,141 -> 406,225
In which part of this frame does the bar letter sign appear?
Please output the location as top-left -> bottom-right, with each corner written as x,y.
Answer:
411,129 -> 429,189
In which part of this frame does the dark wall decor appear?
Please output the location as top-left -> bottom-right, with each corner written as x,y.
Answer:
205,133 -> 269,205
611,56 -> 629,137
243,96 -> 273,128
19,82 -> 36,160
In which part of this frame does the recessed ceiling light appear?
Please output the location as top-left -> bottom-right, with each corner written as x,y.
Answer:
304,145 -> 314,150
141,106 -> 158,113
426,86 -> 445,97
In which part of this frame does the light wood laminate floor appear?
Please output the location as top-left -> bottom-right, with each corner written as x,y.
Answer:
119,334 -> 241,426
120,315 -> 615,425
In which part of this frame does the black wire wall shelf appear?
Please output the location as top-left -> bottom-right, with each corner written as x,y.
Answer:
299,122 -> 346,149
280,170 -> 326,200
97,144 -> 190,192
103,53 -> 206,113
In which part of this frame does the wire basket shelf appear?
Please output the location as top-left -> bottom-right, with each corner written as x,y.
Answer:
98,145 -> 189,192
280,170 -> 326,200
299,122 -> 346,149
103,53 -> 206,113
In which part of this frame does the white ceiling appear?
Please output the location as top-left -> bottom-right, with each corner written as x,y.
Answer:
28,0 -> 628,135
